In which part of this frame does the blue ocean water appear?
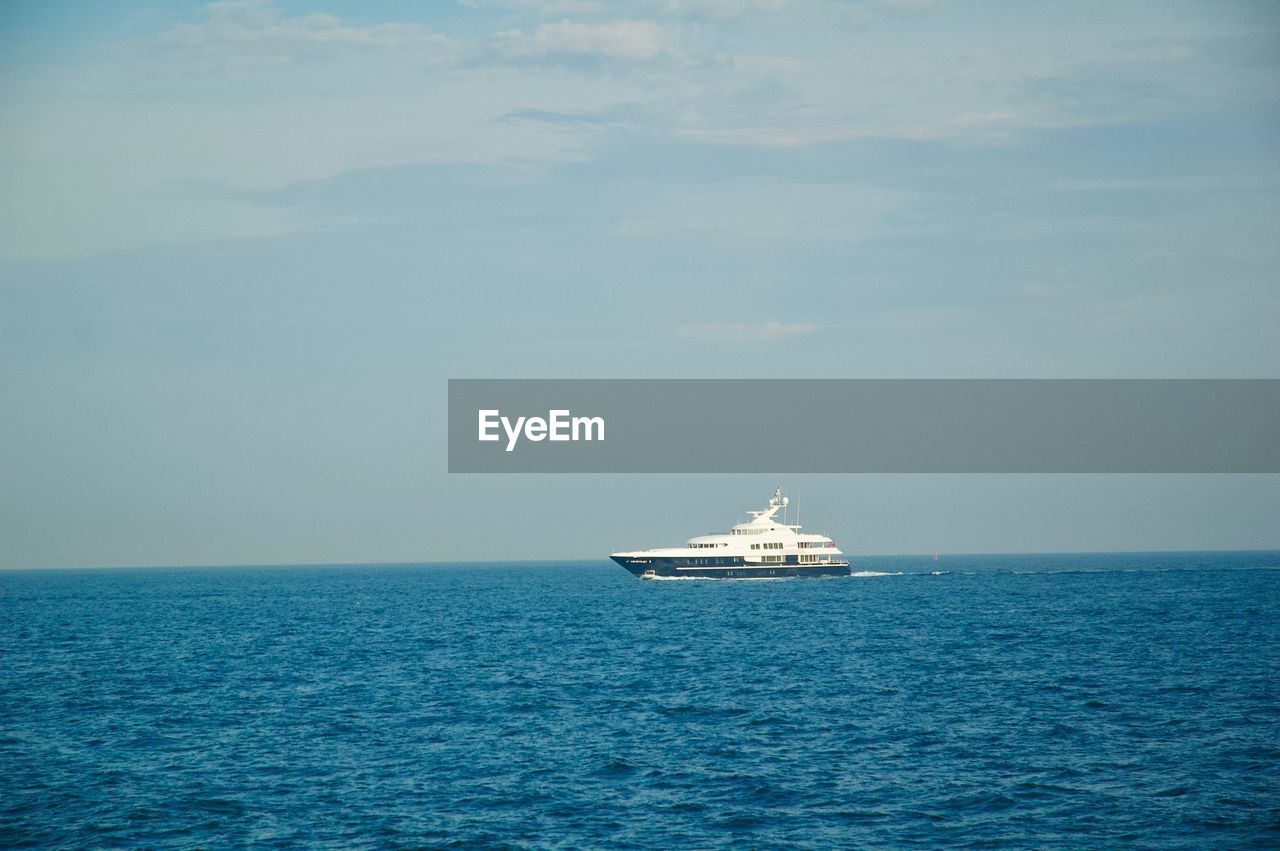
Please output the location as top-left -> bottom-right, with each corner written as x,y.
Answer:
2,552 -> 1278,848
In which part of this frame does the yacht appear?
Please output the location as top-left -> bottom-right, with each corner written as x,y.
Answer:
611,488 -> 851,579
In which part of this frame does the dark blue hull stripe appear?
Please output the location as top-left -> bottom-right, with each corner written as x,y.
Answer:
612,555 -> 850,579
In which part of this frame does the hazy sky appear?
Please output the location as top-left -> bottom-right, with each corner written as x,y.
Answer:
2,0 -> 1278,567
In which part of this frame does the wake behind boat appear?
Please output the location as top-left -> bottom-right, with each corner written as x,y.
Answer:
611,488 -> 851,579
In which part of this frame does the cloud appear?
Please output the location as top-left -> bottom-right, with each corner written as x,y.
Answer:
494,19 -> 668,61
461,0 -> 610,13
676,320 -> 817,343
661,0 -> 786,15
148,0 -> 459,72
0,2 -> 631,256
474,0 -> 783,17
498,102 -> 654,130
2,0 -> 1273,258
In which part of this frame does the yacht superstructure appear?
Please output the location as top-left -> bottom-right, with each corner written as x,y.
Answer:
611,488 -> 850,579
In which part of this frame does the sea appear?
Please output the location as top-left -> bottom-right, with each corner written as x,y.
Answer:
2,551 -> 1277,849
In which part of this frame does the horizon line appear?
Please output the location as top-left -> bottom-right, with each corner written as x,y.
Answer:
2,547 -> 1278,572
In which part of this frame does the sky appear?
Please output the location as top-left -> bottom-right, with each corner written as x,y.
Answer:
1,0 -> 1278,568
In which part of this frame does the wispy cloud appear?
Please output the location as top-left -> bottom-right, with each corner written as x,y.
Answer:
2,0 -> 1274,258
461,0 -> 610,13
676,320 -> 817,343
493,19 -> 669,62
661,0 -> 786,16
147,0 -> 460,72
